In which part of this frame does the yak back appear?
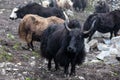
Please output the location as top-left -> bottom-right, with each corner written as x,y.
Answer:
40,24 -> 65,59
16,2 -> 65,20
110,10 -> 120,24
18,14 -> 64,42
97,12 -> 114,28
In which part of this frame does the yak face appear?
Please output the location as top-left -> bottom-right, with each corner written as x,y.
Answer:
10,7 -> 26,20
9,7 -> 19,20
63,21 -> 84,53
66,28 -> 84,53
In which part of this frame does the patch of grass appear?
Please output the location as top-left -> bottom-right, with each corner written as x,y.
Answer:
7,33 -> 15,40
32,51 -> 40,58
22,54 -> 30,60
86,4 -> 94,12
13,42 -> 21,50
110,71 -> 118,77
0,46 -> 14,62
25,77 -> 31,80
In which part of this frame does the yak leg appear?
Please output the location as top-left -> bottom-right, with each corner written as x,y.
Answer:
64,63 -> 69,76
87,30 -> 96,42
114,29 -> 119,37
26,33 -> 34,51
48,58 -> 52,70
110,31 -> 113,39
53,58 -> 59,71
70,62 -> 76,76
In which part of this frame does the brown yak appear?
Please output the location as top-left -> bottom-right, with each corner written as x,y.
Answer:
18,14 -> 64,50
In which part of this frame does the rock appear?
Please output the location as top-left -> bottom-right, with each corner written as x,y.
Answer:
104,55 -> 118,65
102,33 -> 110,38
92,31 -> 110,38
111,36 -> 120,44
103,39 -> 111,45
88,39 -> 98,48
17,62 -> 22,66
110,36 -> 120,52
0,9 -> 5,14
90,59 -> 101,63
29,61 -> 36,67
114,43 -> 120,52
96,51 -> 110,60
116,52 -> 120,57
1,69 -> 6,75
0,62 -> 5,68
85,43 -> 90,53
109,48 -> 119,55
78,76 -> 85,80
97,43 -> 110,51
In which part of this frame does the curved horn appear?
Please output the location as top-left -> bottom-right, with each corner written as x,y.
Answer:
83,19 -> 97,34
64,21 -> 71,31
63,11 -> 69,23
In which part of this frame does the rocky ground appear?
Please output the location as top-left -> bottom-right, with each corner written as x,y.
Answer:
0,0 -> 120,80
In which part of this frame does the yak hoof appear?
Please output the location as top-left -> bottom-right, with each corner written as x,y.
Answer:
21,46 -> 29,50
64,74 -> 69,78
21,46 -> 34,51
69,72 -> 76,76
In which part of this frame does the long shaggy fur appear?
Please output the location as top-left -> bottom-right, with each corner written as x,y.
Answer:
83,10 -> 120,42
19,14 -> 64,50
41,20 -> 86,75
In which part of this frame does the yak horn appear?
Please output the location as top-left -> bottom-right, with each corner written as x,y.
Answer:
64,21 -> 71,31
63,11 -> 69,23
83,19 -> 97,34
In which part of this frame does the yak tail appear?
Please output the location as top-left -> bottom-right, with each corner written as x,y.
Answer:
18,22 -> 27,42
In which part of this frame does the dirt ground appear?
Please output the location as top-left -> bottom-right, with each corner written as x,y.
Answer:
0,0 -> 120,80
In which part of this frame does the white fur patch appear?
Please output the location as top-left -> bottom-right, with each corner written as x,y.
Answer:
9,7 -> 19,19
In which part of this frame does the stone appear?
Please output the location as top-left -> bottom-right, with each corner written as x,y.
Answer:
96,51 -> 110,60
109,47 -> 119,55
97,43 -> 110,51
111,36 -> 120,44
88,39 -> 98,48
92,31 -> 110,38
85,43 -> 90,53
103,39 -> 111,45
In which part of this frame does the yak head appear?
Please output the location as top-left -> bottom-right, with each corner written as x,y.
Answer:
9,2 -> 35,20
9,5 -> 25,20
9,7 -> 20,20
64,21 -> 84,53
97,0 -> 106,7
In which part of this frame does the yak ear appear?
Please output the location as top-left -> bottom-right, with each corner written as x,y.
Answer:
64,21 -> 71,31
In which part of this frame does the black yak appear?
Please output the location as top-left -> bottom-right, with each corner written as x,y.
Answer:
40,20 -> 87,75
83,10 -> 120,42
72,0 -> 87,11
9,2 -> 65,20
94,0 -> 110,13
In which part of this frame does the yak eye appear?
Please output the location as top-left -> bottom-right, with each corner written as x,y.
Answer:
15,11 -> 18,13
